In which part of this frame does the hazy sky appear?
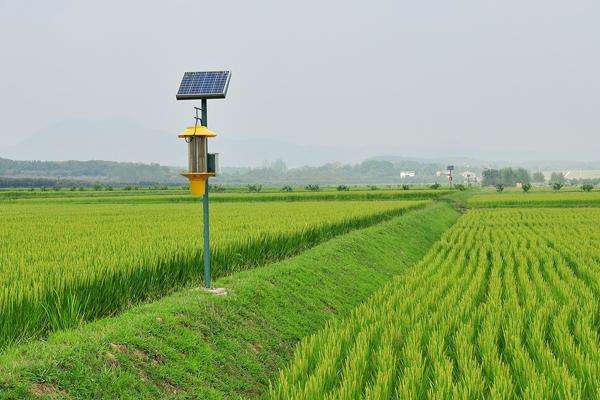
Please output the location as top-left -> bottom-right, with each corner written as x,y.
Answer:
1,0 -> 599,161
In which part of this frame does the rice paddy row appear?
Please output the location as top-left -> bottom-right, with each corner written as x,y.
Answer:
469,191 -> 600,208
0,188 -> 451,204
270,208 -> 600,399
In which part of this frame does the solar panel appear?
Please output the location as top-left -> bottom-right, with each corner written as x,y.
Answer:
176,71 -> 231,100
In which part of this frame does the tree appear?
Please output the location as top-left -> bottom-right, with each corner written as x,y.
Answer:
281,185 -> 293,192
401,184 -> 410,190
552,182 -> 564,191
336,185 -> 349,191
247,184 -> 262,193
454,184 -> 466,191
513,168 -> 531,185
482,169 -> 500,186
550,172 -> 566,185
430,183 -> 441,190
532,171 -> 545,183
271,159 -> 287,173
521,183 -> 532,193
305,184 -> 320,192
495,184 -> 504,192
500,168 -> 516,186
582,184 -> 594,192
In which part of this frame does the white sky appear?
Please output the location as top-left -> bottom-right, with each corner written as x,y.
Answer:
0,0 -> 599,161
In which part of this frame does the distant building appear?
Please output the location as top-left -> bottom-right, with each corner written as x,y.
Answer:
460,171 -> 479,183
400,171 -> 416,179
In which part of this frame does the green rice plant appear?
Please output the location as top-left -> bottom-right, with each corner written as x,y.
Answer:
1,188 -> 451,205
270,208 -> 600,399
0,199 -> 427,348
469,191 -> 600,208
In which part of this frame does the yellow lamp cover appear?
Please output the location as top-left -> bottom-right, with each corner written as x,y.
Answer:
181,172 -> 215,196
177,125 -> 217,138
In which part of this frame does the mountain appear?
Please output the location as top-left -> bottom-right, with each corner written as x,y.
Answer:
1,118 -> 374,168
1,118 -> 182,166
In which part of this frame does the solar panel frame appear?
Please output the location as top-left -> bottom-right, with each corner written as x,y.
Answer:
176,71 -> 231,100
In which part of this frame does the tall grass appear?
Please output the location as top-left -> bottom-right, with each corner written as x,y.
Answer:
0,200 -> 426,348
270,208 -> 600,399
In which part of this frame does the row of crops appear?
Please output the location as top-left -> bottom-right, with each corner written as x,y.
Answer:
469,191 -> 600,208
0,199 -> 427,348
0,188 -> 452,204
270,208 -> 600,399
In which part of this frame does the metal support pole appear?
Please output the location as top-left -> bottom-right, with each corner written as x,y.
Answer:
201,99 -> 211,288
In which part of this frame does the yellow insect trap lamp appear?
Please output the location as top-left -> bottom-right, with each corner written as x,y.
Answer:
178,124 -> 218,196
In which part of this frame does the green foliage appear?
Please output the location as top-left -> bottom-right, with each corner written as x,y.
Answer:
430,183 -> 441,190
209,184 -> 226,193
336,185 -> 350,191
582,184 -> 594,192
482,167 -> 531,187
0,204 -> 458,399
247,183 -> 263,193
0,158 -> 177,185
454,183 -> 466,191
368,185 -> 379,191
305,184 -> 320,192
401,184 -> 410,190
281,185 -> 293,192
0,188 -> 452,204
552,182 -> 564,191
550,172 -> 566,185
495,183 -> 505,192
271,208 -> 600,399
522,182 -> 532,192
532,171 -> 545,182
470,191 -> 600,208
0,199 -> 427,348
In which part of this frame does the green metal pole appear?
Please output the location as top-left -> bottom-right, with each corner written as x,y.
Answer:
201,99 -> 211,288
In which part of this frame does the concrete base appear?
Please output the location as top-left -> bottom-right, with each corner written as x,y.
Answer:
201,287 -> 228,296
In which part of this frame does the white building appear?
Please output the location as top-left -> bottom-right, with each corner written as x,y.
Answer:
400,171 -> 416,179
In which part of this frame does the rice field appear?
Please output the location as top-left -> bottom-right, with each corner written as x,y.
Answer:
469,191 -> 600,208
0,188 -> 451,204
270,208 -> 600,399
0,199 -> 426,348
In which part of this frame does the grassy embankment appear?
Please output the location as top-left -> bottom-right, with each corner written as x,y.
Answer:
0,203 -> 459,399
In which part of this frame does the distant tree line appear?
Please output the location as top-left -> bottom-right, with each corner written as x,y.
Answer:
481,168 -> 532,187
0,177 -> 175,190
0,158 -> 180,184
482,168 -> 599,188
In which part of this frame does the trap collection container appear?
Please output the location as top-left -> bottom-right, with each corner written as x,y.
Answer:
178,125 -> 218,195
